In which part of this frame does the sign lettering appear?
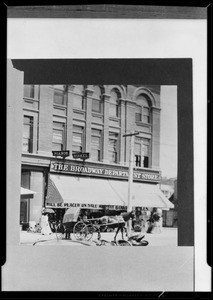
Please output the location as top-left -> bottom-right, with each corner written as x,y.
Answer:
73,152 -> 90,160
50,161 -> 160,183
46,202 -> 127,210
52,150 -> 70,157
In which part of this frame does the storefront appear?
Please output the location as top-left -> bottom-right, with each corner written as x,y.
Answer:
45,160 -> 174,221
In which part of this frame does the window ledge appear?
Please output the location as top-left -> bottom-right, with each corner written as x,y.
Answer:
53,104 -> 67,109
92,112 -> 103,117
23,97 -> 39,102
135,121 -> 152,127
109,116 -> 120,121
73,108 -> 86,113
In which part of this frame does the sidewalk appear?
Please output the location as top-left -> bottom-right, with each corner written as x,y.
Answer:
20,227 -> 177,246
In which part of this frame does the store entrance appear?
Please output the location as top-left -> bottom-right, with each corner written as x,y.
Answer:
20,199 -> 29,223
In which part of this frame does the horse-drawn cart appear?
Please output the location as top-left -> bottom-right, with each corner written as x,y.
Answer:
73,215 -> 127,241
62,207 -> 132,241
60,207 -> 149,246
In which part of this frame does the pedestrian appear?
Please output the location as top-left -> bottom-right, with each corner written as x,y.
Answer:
146,210 -> 155,233
141,208 -> 150,233
40,212 -> 52,235
156,208 -> 163,233
151,208 -> 162,233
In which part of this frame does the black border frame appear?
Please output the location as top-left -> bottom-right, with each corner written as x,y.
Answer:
12,58 -> 194,247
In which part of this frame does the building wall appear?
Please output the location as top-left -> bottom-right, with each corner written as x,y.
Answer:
21,84 -> 162,222
29,171 -> 44,222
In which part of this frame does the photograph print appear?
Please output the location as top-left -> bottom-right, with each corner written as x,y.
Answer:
19,80 -> 177,247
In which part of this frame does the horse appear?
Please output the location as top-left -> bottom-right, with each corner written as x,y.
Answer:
98,211 -> 135,242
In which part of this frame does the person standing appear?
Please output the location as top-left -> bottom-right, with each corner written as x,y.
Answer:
151,208 -> 162,233
143,208 -> 151,233
40,212 -> 52,235
156,208 -> 163,233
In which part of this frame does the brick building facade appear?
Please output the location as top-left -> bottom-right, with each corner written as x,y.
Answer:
20,84 -> 166,224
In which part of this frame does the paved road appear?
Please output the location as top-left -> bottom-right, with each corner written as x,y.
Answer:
20,227 -> 177,246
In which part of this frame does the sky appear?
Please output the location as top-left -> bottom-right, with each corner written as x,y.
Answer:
159,86 -> 177,179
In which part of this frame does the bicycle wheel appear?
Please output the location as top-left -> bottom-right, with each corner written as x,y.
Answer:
84,224 -> 94,241
73,222 -> 87,240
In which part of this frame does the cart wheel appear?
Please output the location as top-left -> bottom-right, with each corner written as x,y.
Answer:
73,222 -> 87,240
84,224 -> 94,241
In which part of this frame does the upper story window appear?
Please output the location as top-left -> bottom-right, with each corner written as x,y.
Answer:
134,142 -> 142,167
24,85 -> 35,99
135,95 -> 151,124
53,85 -> 67,106
91,129 -> 102,162
109,89 -> 120,118
92,86 -> 103,113
73,85 -> 85,110
23,116 -> 33,153
142,138 -> 150,168
52,122 -> 66,151
108,132 -> 119,163
72,125 -> 84,153
134,137 -> 150,168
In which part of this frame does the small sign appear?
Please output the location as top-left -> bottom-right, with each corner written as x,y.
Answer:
72,152 -> 90,160
52,150 -> 70,158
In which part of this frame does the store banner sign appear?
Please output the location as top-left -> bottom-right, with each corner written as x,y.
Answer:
46,202 -> 127,210
50,161 -> 160,182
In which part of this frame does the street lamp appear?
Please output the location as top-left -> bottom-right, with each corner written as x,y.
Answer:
123,131 -> 139,237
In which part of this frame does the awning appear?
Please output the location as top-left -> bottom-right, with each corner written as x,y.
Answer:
20,187 -> 36,199
110,180 -> 174,209
46,175 -> 174,209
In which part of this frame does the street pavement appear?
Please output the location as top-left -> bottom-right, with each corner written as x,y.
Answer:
20,227 -> 177,246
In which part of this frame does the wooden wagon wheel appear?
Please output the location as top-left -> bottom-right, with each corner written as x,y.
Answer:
84,224 -> 95,241
73,221 -> 87,240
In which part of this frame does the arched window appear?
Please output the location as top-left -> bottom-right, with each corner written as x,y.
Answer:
135,94 -> 151,123
92,86 -> 103,113
109,89 -> 120,117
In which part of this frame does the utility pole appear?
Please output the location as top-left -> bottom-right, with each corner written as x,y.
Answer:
123,131 -> 139,237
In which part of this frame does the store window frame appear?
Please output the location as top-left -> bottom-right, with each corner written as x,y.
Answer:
91,86 -> 104,114
72,86 -> 85,110
72,125 -> 85,154
135,94 -> 151,124
52,121 -> 66,151
53,85 -> 68,106
109,89 -> 121,118
134,137 -> 151,168
22,115 -> 33,153
23,85 -> 35,99
91,129 -> 102,162
108,132 -> 119,164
